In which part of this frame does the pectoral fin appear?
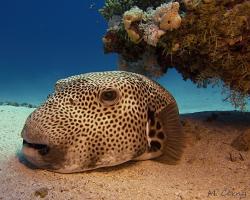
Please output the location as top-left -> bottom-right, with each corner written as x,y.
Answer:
156,101 -> 186,164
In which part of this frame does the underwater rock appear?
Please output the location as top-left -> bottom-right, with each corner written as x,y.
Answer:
231,129 -> 250,151
100,0 -> 250,109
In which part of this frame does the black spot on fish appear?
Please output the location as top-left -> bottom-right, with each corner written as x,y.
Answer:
150,141 -> 161,151
149,129 -> 156,137
156,121 -> 161,130
157,132 -> 165,140
147,108 -> 155,126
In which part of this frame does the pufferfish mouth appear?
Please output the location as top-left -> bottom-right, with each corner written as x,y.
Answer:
23,140 -> 50,155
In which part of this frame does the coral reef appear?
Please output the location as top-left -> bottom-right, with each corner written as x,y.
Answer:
99,0 -> 167,20
123,7 -> 144,29
103,2 -> 182,47
0,101 -> 37,108
123,6 -> 144,43
100,0 -> 250,109
142,23 -> 165,46
153,2 -> 182,31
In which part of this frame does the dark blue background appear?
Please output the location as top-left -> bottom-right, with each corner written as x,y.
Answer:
0,0 -> 117,103
0,0 -> 244,112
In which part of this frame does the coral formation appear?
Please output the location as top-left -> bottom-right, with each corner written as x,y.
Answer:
100,0 -> 250,109
123,7 -> 144,29
153,2 -> 182,31
123,7 -> 144,43
99,0 -> 167,20
183,0 -> 202,10
102,2 -> 182,47
108,15 -> 122,31
139,2 -> 182,46
142,23 -> 165,46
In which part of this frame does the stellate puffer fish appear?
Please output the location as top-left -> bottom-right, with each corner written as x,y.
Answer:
21,71 -> 185,173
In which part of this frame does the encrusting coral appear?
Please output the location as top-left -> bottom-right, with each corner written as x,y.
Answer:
100,0 -> 250,109
121,2 -> 182,45
123,7 -> 144,29
123,7 -> 144,43
140,2 -> 182,46
99,0 -> 167,20
142,23 -> 165,46
153,2 -> 182,31
183,0 -> 202,10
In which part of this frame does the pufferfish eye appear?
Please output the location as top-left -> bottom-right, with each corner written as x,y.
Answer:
99,88 -> 120,106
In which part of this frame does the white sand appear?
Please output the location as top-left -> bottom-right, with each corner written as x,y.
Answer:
0,105 -> 249,200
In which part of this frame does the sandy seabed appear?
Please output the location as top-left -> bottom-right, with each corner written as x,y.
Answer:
0,105 -> 249,200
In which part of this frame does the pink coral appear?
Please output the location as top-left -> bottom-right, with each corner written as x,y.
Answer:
143,23 -> 165,46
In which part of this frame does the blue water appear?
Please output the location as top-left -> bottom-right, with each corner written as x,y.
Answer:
0,0 -> 248,113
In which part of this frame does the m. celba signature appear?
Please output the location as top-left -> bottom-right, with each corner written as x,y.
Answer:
208,188 -> 247,199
